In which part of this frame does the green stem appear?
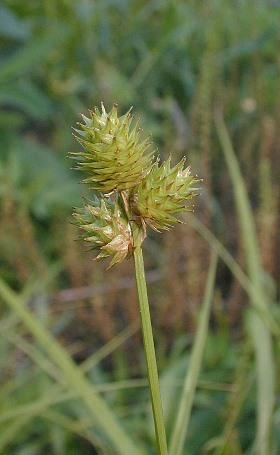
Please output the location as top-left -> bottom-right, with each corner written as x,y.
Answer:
132,229 -> 168,455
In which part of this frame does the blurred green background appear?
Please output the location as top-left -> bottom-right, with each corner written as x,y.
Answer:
0,1 -> 280,454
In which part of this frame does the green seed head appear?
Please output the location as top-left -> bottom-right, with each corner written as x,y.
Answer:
73,196 -> 133,268
70,103 -> 154,194
71,104 -> 199,266
130,156 -> 199,232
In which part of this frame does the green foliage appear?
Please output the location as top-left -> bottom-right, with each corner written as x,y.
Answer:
0,0 -> 280,454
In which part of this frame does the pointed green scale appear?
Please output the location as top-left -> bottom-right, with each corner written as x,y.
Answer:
72,197 -> 133,267
72,104 -> 154,193
130,156 -> 199,231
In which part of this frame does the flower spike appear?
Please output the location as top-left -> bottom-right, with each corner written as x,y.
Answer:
71,104 -> 199,266
73,196 -> 133,268
130,157 -> 199,231
70,104 -> 154,194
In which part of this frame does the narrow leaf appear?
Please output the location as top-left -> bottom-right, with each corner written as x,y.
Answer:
169,252 -> 218,455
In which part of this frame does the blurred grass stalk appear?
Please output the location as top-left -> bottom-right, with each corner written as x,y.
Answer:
215,112 -> 275,455
169,252 -> 218,455
187,215 -> 280,338
0,319 -> 140,452
0,278 -> 143,455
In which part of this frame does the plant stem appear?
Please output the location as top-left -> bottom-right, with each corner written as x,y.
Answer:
132,231 -> 168,455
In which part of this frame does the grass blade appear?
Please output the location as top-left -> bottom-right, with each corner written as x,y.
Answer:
0,278 -> 143,455
187,214 -> 280,338
215,112 -> 275,455
169,252 -> 218,455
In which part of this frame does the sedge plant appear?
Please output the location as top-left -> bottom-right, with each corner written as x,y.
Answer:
70,103 -> 199,454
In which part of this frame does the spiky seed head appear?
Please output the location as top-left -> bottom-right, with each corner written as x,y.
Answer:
130,156 -> 199,232
70,103 -> 155,194
73,196 -> 133,268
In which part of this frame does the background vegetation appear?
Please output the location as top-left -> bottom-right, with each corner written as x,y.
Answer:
0,0 -> 279,454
